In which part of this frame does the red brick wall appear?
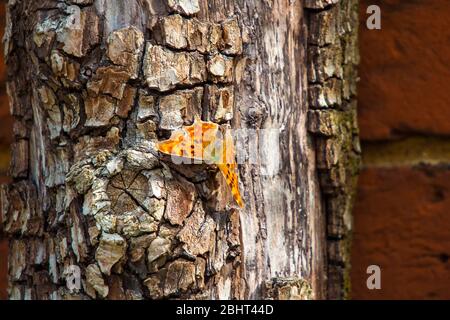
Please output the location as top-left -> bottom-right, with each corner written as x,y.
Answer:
351,1 -> 450,299
0,3 -> 11,300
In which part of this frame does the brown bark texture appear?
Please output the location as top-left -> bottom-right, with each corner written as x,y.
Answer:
1,0 -> 359,300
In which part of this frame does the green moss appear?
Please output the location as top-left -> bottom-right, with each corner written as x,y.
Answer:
343,232 -> 353,300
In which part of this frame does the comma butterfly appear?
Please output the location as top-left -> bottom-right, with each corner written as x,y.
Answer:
156,117 -> 244,208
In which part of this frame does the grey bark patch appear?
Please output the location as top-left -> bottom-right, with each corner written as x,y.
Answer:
95,233 -> 127,275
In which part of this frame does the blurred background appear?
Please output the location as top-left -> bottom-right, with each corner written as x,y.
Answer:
0,1 -> 449,299
351,0 -> 450,299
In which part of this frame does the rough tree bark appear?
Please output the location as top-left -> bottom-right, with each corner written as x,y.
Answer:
1,0 -> 359,300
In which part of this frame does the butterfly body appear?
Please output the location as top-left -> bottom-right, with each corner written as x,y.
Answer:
156,117 -> 244,208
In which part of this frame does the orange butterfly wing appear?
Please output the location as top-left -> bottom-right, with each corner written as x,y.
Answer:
217,163 -> 244,208
156,131 -> 186,157
216,129 -> 244,208
156,118 -> 219,160
156,118 -> 244,207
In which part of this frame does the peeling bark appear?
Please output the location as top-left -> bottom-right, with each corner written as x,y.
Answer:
305,0 -> 360,299
2,0 -> 359,300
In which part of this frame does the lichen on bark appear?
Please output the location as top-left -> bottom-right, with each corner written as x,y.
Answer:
305,0 -> 361,299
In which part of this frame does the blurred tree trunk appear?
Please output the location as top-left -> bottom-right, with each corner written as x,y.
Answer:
1,0 -> 359,300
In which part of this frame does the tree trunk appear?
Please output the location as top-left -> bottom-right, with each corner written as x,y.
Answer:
1,0 -> 359,300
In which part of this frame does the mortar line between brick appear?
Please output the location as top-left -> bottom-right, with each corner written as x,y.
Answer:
361,136 -> 450,168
